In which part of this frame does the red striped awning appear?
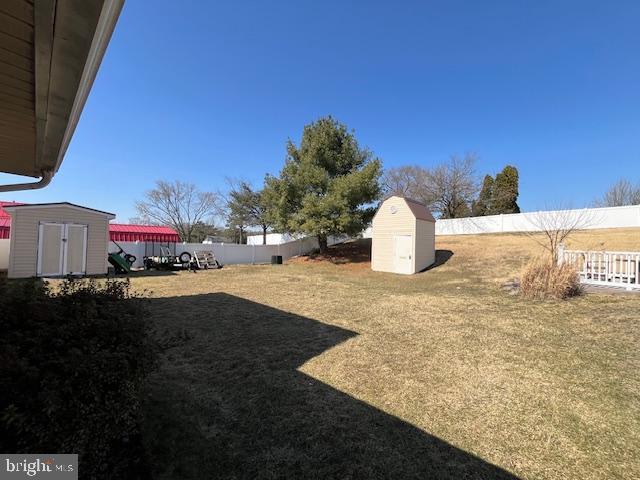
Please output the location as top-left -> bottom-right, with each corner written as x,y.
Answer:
109,223 -> 181,243
0,202 -> 24,239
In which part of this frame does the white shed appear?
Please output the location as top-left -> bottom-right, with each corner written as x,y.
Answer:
371,196 -> 436,274
4,202 -> 115,278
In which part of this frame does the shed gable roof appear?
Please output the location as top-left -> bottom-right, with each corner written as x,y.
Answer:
403,198 -> 436,223
3,201 -> 115,219
374,196 -> 436,223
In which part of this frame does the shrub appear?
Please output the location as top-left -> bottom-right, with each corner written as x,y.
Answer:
0,278 -> 157,479
519,258 -> 582,300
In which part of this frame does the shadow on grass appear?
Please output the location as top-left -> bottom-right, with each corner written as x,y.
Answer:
143,293 -> 517,479
424,249 -> 455,271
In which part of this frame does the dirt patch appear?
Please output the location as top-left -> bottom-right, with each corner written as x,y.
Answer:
288,238 -> 372,268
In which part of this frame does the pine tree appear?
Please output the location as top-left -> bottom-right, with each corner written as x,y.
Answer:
263,116 -> 381,252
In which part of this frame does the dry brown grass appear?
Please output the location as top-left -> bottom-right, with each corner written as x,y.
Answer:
110,228 -> 640,479
520,259 -> 582,299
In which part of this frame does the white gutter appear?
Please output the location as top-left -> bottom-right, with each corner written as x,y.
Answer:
0,170 -> 54,193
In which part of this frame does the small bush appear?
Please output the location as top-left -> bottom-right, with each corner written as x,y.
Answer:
520,259 -> 582,300
0,278 -> 157,479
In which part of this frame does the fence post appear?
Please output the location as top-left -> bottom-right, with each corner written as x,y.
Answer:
557,243 -> 565,265
252,244 -> 255,264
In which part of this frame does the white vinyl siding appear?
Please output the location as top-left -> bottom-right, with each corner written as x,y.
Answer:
414,217 -> 436,272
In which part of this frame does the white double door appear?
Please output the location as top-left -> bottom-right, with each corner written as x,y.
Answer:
37,223 -> 88,276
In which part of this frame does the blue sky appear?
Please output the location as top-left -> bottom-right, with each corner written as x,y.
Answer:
2,0 -> 639,222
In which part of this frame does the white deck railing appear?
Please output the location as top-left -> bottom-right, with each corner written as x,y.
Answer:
560,248 -> 640,290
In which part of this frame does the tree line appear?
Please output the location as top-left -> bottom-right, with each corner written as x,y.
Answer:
133,116 -> 638,249
382,160 -> 520,218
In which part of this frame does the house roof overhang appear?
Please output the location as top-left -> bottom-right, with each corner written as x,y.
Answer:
0,0 -> 124,191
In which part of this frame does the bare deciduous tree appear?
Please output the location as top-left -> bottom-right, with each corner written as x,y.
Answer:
381,154 -> 478,218
596,179 -> 640,207
381,165 -> 430,203
425,154 -> 478,218
525,207 -> 595,262
135,180 -> 222,242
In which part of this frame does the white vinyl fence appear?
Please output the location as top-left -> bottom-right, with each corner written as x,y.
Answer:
246,233 -> 303,245
109,235 -> 329,268
560,248 -> 640,290
436,205 -> 640,235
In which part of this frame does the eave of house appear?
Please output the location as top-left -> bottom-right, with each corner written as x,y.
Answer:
0,0 -> 124,191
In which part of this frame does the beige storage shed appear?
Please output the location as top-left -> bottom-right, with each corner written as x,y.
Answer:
371,196 -> 436,275
4,203 -> 115,278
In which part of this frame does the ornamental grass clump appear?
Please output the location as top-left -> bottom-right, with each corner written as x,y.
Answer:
520,258 -> 582,300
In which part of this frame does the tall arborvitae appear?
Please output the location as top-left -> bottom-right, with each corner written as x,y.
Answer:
472,175 -> 494,216
492,165 -> 520,214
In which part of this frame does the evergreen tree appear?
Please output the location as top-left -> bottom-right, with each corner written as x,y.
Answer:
225,186 -> 253,244
226,181 -> 272,244
263,116 -> 381,252
472,175 -> 494,216
190,221 -> 220,243
491,165 -> 520,214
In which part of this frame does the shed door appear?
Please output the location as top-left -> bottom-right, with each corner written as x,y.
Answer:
394,235 -> 413,274
37,223 -> 88,277
64,224 -> 88,275
37,223 -> 64,276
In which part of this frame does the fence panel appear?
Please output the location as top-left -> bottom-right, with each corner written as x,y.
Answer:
436,205 -> 640,235
561,249 -> 640,290
171,237 -> 321,265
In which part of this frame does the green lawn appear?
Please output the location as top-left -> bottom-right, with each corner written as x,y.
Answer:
134,229 -> 640,479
